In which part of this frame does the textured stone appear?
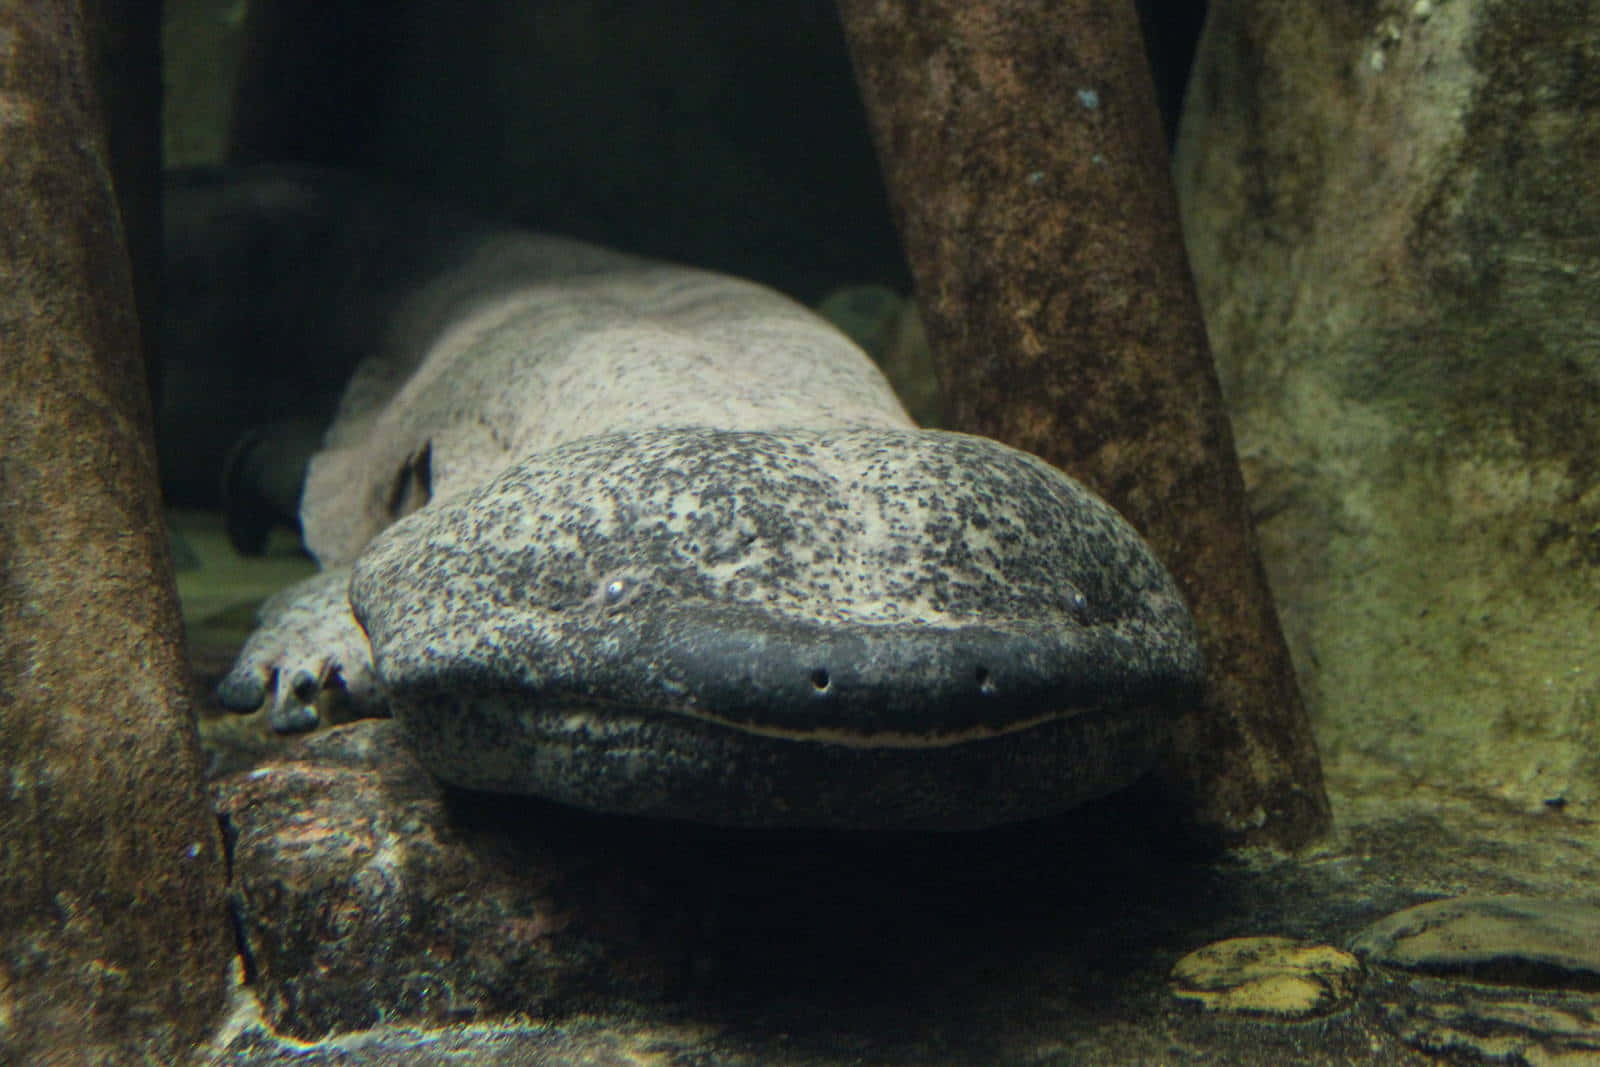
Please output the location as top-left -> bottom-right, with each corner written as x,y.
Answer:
1352,896 -> 1600,990
0,3 -> 230,1060
202,1017 -> 737,1067
1353,896 -> 1600,1062
214,721 -> 696,1041
1171,937 -> 1362,1019
838,0 -> 1327,848
1177,0 -> 1600,813
186,659 -> 1600,1063
1380,993 -> 1600,1067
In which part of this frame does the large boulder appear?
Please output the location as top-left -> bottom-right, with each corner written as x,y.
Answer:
1177,0 -> 1600,810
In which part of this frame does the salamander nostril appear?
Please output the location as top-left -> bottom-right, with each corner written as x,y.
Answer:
975,665 -> 996,695
810,668 -> 831,693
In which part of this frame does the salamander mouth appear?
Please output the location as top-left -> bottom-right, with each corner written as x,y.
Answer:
370,605 -> 1200,741
388,685 -> 1177,830
372,607 -> 1197,829
570,702 -> 1069,750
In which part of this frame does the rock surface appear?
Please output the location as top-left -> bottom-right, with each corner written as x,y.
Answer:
1171,936 -> 1362,1019
198,690 -> 1600,1065
1352,895 -> 1600,989
1347,891 -> 1600,1064
1379,991 -> 1600,1066
214,721 -> 697,1040
1176,0 -> 1600,815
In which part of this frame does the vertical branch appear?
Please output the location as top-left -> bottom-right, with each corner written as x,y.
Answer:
0,1 -> 231,1059
838,0 -> 1330,847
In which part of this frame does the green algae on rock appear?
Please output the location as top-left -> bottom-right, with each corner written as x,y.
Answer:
1352,895 -> 1600,990
1171,936 -> 1363,1019
1176,0 -> 1600,818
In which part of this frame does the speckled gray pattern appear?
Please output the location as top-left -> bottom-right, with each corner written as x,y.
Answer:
218,207 -> 1202,826
350,426 -> 1201,826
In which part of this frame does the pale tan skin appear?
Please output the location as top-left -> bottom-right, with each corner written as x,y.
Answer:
223,233 -> 914,731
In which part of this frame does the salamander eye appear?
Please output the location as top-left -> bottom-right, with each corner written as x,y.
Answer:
603,578 -> 630,605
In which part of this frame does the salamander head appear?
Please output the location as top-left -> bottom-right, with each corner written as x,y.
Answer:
350,426 -> 1203,829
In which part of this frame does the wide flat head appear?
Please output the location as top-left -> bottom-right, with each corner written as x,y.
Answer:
351,426 -> 1203,828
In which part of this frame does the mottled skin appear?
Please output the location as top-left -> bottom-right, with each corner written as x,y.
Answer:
216,169 -> 1203,826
